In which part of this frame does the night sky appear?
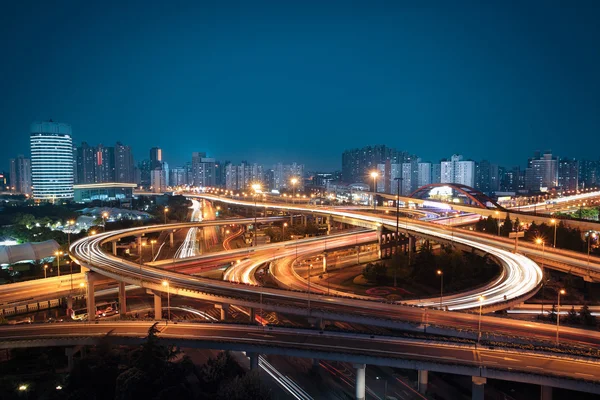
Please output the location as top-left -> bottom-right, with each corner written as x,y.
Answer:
1,1 -> 599,171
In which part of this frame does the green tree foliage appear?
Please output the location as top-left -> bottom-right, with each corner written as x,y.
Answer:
579,304 -> 596,327
500,214 -> 513,236
362,262 -> 388,284
216,371 -> 271,400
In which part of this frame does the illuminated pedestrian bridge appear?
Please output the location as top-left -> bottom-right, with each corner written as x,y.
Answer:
409,183 -> 504,210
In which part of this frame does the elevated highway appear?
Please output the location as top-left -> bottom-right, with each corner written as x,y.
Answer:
0,321 -> 598,395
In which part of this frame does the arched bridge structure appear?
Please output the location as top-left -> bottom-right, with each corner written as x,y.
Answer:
409,183 -> 505,210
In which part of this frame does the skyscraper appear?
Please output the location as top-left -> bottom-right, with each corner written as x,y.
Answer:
9,155 -> 31,194
558,158 -> 579,191
525,151 -> 558,191
74,142 -> 96,184
150,147 -> 162,170
95,144 -> 115,183
30,121 -> 74,200
191,152 -> 216,187
115,142 -> 134,183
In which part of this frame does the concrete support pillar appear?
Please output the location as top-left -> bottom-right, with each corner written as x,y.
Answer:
472,376 -> 486,400
215,303 -> 229,321
377,226 -> 383,260
408,235 -> 415,261
249,307 -> 256,323
65,348 -> 75,372
153,292 -> 162,320
418,370 -> 428,394
354,363 -> 366,400
303,215 -> 307,226
66,295 -> 73,310
289,215 -> 294,225
326,216 -> 331,235
169,232 -> 174,248
85,272 -> 96,321
540,386 -> 553,400
112,241 -> 117,256
118,281 -> 127,316
249,352 -> 259,370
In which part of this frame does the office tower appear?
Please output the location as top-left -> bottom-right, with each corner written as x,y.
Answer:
440,154 -> 475,187
150,147 -> 162,170
30,121 -> 74,200
115,142 -> 134,183
558,158 -> 579,191
525,151 -> 558,191
9,155 -> 32,194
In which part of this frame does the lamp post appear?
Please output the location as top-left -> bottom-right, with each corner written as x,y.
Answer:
162,280 -> 170,322
587,232 -> 597,273
376,376 -> 387,400
307,263 -> 312,313
551,218 -> 557,248
88,230 -> 96,268
102,212 -> 108,232
536,238 -> 546,314
556,289 -> 565,345
150,239 -> 157,260
283,222 -> 288,241
252,183 -> 261,247
370,171 -> 379,211
139,240 -> 146,270
67,219 -> 75,248
54,251 -> 63,276
478,295 -> 484,344
44,264 -> 48,279
290,178 -> 298,203
437,270 -> 444,310
495,211 -> 501,236
164,207 -> 169,224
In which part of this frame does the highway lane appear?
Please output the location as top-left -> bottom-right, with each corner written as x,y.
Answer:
0,322 -> 598,392
190,194 -> 542,310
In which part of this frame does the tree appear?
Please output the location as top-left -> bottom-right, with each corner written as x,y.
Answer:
500,214 -> 513,236
388,251 -> 410,286
362,262 -> 387,284
579,304 -> 596,327
567,306 -> 579,324
547,304 -> 557,322
217,371 -> 271,400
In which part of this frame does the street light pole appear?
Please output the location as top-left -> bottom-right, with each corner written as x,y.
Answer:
162,280 -> 170,323
150,239 -> 157,260
252,183 -> 261,247
291,178 -> 298,204
556,289 -> 565,345
370,171 -> 378,211
478,295 -> 484,344
44,264 -> 48,279
394,177 -> 402,287
536,238 -> 546,314
164,207 -> 169,224
437,270 -> 443,310
551,218 -> 557,248
55,251 -> 62,277
587,232 -> 597,274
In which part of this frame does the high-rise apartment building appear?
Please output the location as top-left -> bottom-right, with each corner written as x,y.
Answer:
579,160 -> 599,189
30,121 -> 74,200
9,155 -> 32,194
341,145 -> 412,184
74,142 -> 96,184
417,162 -> 432,188
169,167 -> 188,187
440,154 -> 475,187
191,152 -> 216,187
95,144 -> 115,183
524,151 -> 558,191
114,142 -> 134,183
558,158 -> 579,191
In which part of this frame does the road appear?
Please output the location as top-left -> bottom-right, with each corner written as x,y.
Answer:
0,321 -> 598,393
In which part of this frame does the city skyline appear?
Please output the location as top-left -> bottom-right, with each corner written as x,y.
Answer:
2,1 -> 600,171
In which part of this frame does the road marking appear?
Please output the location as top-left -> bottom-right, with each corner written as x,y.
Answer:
247,333 -> 275,338
575,372 -> 595,377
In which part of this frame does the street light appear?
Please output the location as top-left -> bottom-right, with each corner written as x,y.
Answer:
556,289 -> 566,345
283,222 -> 288,240
290,178 -> 298,203
251,183 -> 261,247
478,295 -> 484,344
376,376 -> 388,400
102,212 -> 109,232
164,207 -> 169,224
44,264 -> 48,279
587,232 -> 597,272
495,211 -> 501,236
150,239 -> 157,260
436,270 -> 444,310
536,238 -> 546,314
162,280 -> 171,322
54,251 -> 63,276
67,219 -> 75,248
370,171 -> 379,211
551,218 -> 558,248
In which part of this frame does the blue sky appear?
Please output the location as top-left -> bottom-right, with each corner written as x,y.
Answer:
1,1 -> 599,170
